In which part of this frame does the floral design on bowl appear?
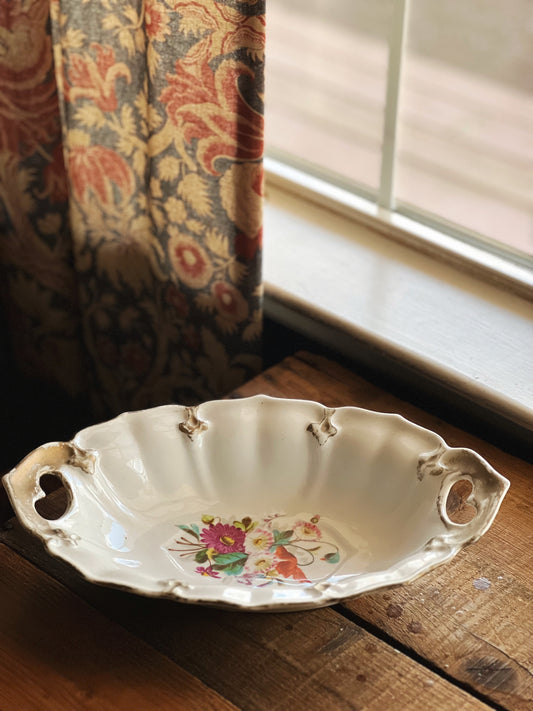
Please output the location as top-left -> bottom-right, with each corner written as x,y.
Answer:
167,513 -> 341,585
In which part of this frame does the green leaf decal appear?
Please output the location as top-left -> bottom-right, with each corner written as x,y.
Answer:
212,551 -> 248,566
273,529 -> 293,544
222,562 -> 245,576
323,551 -> 340,564
212,557 -> 247,576
179,525 -> 199,540
194,549 -> 208,563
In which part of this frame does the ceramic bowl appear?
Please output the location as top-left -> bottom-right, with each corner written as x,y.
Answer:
3,396 -> 509,611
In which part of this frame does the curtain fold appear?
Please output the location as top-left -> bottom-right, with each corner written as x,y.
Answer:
0,0 -> 264,415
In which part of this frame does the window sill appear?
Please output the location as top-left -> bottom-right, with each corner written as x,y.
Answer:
263,176 -> 533,434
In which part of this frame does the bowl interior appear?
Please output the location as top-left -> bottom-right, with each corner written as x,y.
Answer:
52,398 -> 450,597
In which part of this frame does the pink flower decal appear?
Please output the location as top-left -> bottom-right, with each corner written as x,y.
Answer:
195,566 -> 221,578
293,520 -> 322,540
200,522 -> 246,554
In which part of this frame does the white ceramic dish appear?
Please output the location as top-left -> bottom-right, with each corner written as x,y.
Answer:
3,396 -> 509,611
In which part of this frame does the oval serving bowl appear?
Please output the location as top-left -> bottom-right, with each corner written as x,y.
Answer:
3,396 -> 509,611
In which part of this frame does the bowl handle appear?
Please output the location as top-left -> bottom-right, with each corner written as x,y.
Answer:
2,442 -> 92,537
437,447 -> 510,546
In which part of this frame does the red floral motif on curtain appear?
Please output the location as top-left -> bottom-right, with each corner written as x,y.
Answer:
0,1 -> 58,155
64,44 -> 132,112
161,58 -> 263,174
0,0 -> 265,414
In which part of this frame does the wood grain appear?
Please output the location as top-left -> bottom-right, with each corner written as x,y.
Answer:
0,544 -> 237,711
0,537 -> 490,711
233,351 -> 533,710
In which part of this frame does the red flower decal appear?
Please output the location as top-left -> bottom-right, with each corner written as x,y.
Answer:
275,546 -> 309,583
65,43 -> 131,112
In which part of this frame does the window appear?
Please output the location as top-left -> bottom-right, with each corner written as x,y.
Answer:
266,0 -> 533,281
263,0 -> 533,432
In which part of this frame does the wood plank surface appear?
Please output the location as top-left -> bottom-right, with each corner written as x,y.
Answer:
0,544 -> 236,711
0,538 -> 490,711
233,352 -> 533,710
2,351 -> 531,710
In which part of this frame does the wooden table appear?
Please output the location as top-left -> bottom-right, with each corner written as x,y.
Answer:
1,352 -> 532,710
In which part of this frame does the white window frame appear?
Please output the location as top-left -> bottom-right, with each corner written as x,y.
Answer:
378,0 -> 532,291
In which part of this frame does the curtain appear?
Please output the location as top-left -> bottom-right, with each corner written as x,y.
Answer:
0,0 -> 264,416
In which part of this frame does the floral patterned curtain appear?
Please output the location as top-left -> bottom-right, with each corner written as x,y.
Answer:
0,0 -> 264,416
